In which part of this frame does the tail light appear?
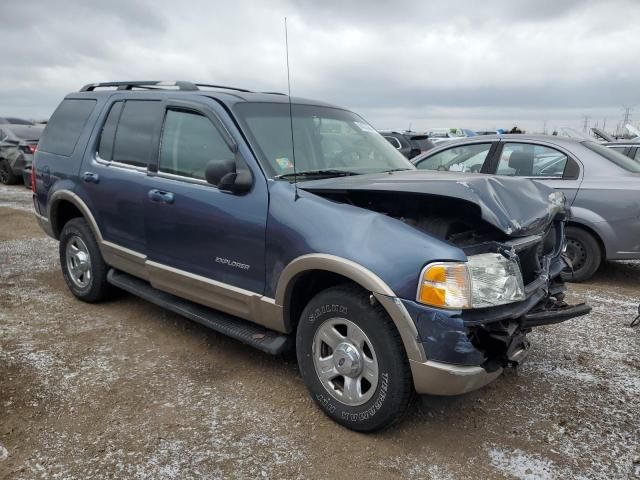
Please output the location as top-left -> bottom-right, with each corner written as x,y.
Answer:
20,144 -> 37,154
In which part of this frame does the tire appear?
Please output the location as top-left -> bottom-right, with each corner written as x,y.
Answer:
59,217 -> 112,302
22,166 -> 32,189
296,284 -> 413,432
0,159 -> 18,185
561,226 -> 602,282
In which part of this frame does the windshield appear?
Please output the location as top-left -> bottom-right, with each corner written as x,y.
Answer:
582,141 -> 640,172
234,103 -> 414,179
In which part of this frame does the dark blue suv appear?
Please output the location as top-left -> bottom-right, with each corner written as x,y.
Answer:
32,81 -> 589,431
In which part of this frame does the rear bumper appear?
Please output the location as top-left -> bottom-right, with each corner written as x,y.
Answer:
410,359 -> 502,395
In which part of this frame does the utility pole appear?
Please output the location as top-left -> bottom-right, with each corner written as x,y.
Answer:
603,118 -> 606,133
582,114 -> 591,133
542,119 -> 548,135
622,105 -> 633,127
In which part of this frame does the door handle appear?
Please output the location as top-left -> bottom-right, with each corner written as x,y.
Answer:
148,189 -> 174,204
82,171 -> 99,184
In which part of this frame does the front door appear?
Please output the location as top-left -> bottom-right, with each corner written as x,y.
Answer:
144,100 -> 269,315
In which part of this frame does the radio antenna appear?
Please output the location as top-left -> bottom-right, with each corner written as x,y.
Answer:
284,17 -> 299,199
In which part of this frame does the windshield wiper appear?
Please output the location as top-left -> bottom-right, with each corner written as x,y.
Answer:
275,169 -> 361,179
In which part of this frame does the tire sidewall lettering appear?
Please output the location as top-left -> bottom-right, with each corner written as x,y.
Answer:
307,304 -> 347,324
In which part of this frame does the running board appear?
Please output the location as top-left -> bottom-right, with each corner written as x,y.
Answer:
107,269 -> 292,355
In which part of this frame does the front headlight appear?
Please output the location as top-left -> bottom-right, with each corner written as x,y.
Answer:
417,253 -> 525,309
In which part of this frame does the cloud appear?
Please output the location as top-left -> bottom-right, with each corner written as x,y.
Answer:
2,0 -> 639,132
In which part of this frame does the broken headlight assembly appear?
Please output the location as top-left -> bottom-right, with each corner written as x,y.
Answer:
417,253 -> 525,309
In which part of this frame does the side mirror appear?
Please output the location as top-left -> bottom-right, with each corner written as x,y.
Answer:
205,159 -> 252,194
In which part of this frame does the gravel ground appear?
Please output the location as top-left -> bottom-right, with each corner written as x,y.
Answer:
0,184 -> 638,479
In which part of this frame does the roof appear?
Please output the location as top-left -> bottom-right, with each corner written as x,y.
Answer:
603,141 -> 640,146
71,80 -> 339,108
442,133 -> 592,147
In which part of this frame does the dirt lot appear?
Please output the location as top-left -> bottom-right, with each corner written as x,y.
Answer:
0,184 -> 638,479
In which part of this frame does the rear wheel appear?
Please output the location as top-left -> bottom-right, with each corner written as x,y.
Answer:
0,159 -> 18,185
59,218 -> 112,302
296,285 -> 413,432
561,226 -> 601,282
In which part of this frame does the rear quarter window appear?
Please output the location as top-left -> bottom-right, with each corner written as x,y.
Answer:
582,141 -> 640,173
39,99 -> 96,156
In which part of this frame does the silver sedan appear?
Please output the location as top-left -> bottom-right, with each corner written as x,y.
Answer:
412,134 -> 640,281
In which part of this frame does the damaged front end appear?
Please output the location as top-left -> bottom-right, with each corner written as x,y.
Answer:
404,194 -> 591,372
459,217 -> 591,370
300,173 -> 591,373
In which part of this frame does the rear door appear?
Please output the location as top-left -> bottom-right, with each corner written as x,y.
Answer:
81,97 -> 162,254
489,140 -> 583,204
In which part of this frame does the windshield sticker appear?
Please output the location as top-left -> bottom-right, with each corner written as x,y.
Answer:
353,121 -> 377,133
275,157 -> 293,170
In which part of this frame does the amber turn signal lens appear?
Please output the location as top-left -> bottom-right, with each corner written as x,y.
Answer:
417,262 -> 471,309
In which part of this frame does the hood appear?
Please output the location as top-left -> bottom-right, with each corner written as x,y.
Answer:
298,170 -> 564,236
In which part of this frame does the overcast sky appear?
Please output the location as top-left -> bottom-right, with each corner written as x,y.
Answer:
3,0 -> 640,132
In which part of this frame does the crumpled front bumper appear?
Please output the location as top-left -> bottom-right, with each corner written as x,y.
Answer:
393,220 -> 591,396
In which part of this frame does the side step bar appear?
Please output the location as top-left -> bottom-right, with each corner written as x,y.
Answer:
107,269 -> 293,355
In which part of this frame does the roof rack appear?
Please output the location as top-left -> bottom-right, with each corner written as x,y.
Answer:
79,81 -> 253,93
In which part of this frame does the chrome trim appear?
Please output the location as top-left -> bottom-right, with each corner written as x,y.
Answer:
94,154 -> 148,173
410,359 -> 502,395
156,170 -> 211,186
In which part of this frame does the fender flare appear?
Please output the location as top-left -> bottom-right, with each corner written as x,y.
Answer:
275,253 -> 426,362
48,189 -> 104,243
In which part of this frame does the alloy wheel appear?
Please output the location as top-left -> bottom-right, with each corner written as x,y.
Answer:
312,318 -> 379,406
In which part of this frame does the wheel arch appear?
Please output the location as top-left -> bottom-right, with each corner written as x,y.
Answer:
49,190 -> 103,243
566,220 -> 606,259
275,254 -> 426,363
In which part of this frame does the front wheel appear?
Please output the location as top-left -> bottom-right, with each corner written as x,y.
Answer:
296,285 -> 413,432
561,226 -> 602,282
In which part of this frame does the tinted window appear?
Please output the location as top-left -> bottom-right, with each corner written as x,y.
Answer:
496,143 -> 568,178
413,138 -> 434,151
634,148 -> 640,162
384,136 -> 402,149
582,141 -> 640,172
39,99 -> 96,156
112,101 -> 160,167
98,101 -> 124,161
159,109 -> 232,180
0,129 -> 6,142
416,143 -> 492,173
